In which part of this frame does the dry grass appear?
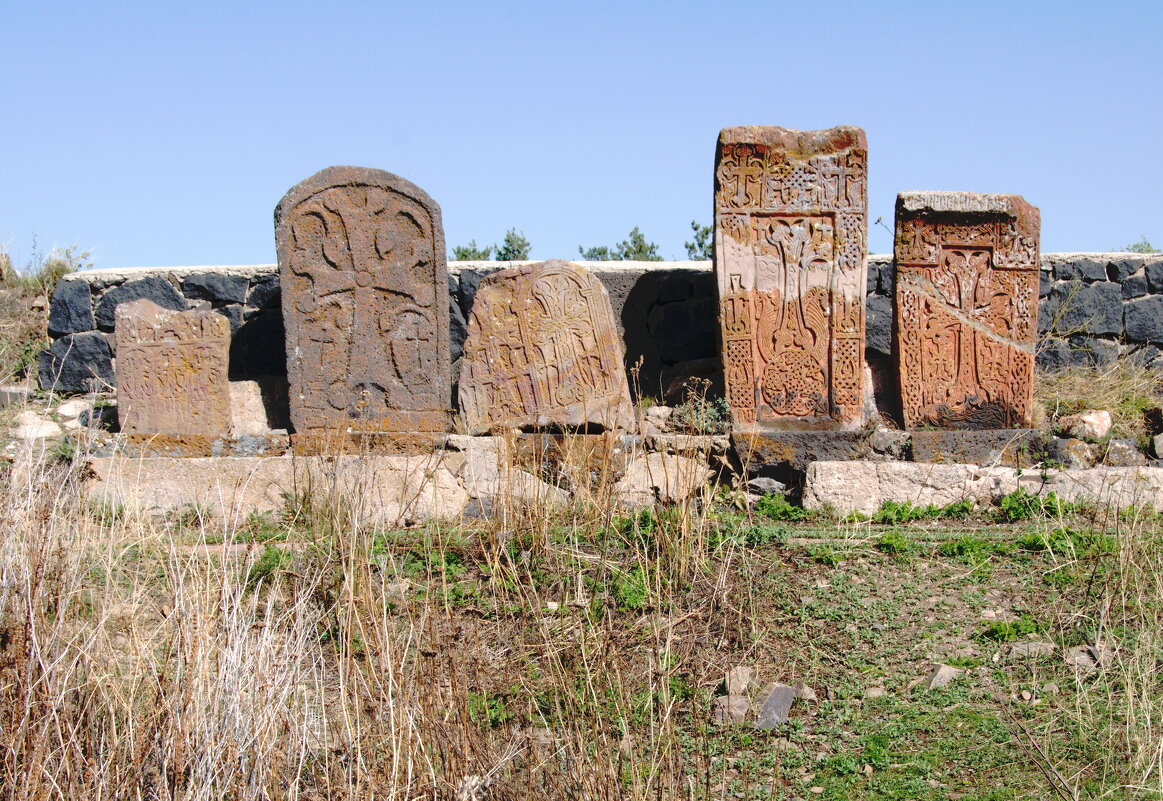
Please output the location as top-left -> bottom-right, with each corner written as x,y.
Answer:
1035,360 -> 1163,442
2,428 -> 1163,799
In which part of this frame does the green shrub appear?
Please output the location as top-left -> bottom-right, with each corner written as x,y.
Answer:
755,493 -> 810,522
996,489 -> 1075,522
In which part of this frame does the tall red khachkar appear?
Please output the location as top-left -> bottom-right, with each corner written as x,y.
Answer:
275,166 -> 451,433
894,192 -> 1040,429
715,126 -> 868,431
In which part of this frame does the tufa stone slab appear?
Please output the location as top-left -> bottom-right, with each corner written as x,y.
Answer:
894,191 -> 1040,430
459,260 -> 635,435
909,429 -> 1045,467
114,299 -> 232,435
276,166 -> 451,433
715,125 -> 868,432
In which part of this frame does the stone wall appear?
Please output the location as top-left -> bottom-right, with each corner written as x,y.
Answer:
41,253 -> 1163,401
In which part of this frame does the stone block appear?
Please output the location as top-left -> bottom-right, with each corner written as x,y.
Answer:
276,166 -> 451,433
865,261 -> 879,296
1053,257 -> 1106,282
803,461 -> 1163,516
47,278 -> 95,336
715,125 -> 868,431
656,271 -> 692,303
613,452 -> 713,506
94,276 -> 186,331
733,431 -> 869,478
1103,439 -> 1147,467
1125,295 -> 1163,344
86,433 -> 290,458
712,695 -> 749,725
0,386 -> 31,408
214,304 -> 243,333
1123,275 -> 1149,299
909,429 -> 1044,467
182,273 -> 248,304
865,294 -> 892,357
1048,281 -> 1122,336
85,453 -> 469,526
1146,260 -> 1163,293
1036,335 -> 1119,371
245,275 -> 281,311
650,297 -> 717,362
38,331 -> 114,393
459,261 -> 635,434
895,192 -> 1039,430
1039,270 -> 1052,298
1046,438 -> 1096,468
1107,258 -> 1141,282
230,378 -> 291,435
115,299 -> 232,435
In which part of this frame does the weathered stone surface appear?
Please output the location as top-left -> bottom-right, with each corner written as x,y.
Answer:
715,126 -> 867,432
94,276 -> 186,330
459,261 -> 635,434
47,278 -> 95,336
733,431 -> 868,476
182,273 -> 248,305
38,331 -> 114,393
56,398 -> 90,420
1125,295 -> 1163,343
1046,438 -> 1096,468
0,385 -> 31,408
804,461 -> 1163,515
895,192 -> 1040,429
755,683 -> 797,728
613,452 -> 713,506
1103,439 -> 1148,467
726,666 -> 756,696
1123,274 -> 1149,299
924,663 -> 962,690
909,429 -> 1043,467
1009,641 -> 1057,659
865,294 -> 892,357
276,166 -> 451,433
1058,410 -> 1112,440
86,454 -> 469,526
246,275 -> 281,311
1154,433 -> 1163,459
1146,260 -> 1163,293
230,378 -> 290,436
114,299 -> 231,435
1036,335 -> 1120,371
712,695 -> 749,725
1053,257 -> 1106,282
1045,281 -> 1122,336
14,411 -> 62,439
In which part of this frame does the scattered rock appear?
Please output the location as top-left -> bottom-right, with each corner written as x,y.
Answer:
1065,644 -> 1111,670
644,405 -> 673,428
94,276 -> 187,331
755,683 -> 797,728
795,682 -> 818,703
14,411 -> 62,439
923,663 -> 962,690
1046,437 -> 1095,468
863,687 -> 888,700
1104,439 -> 1148,467
1058,409 -> 1112,441
613,452 -> 712,506
712,694 -> 749,725
726,666 -> 755,696
55,398 -> 91,420
1154,433 -> 1163,459
1008,641 -> 1057,659
0,386 -> 31,409
746,476 -> 787,497
868,427 -> 908,459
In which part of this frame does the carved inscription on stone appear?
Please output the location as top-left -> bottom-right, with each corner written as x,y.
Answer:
459,260 -> 635,435
894,192 -> 1040,430
715,126 -> 868,431
275,166 -> 451,433
115,299 -> 231,435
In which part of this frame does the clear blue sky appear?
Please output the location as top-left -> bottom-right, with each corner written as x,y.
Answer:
2,0 -> 1159,269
